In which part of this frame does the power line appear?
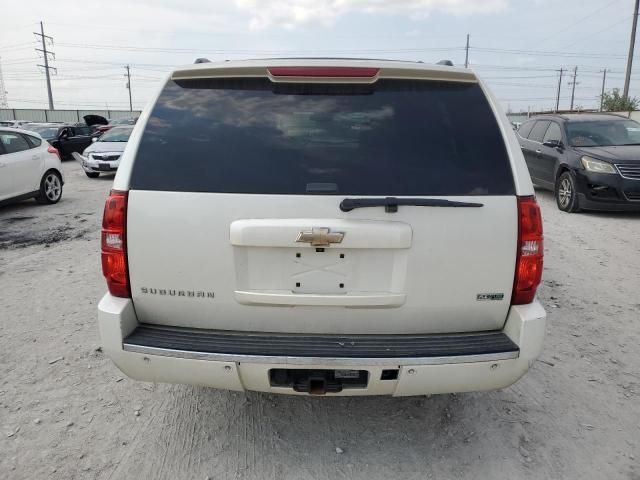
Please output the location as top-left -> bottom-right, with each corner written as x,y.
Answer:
472,46 -> 628,59
481,74 -> 560,79
498,96 -> 597,101
489,82 -> 557,89
1,58 -> 40,66
56,42 -> 465,55
0,42 -> 36,52
51,40 -> 640,61
535,0 -> 625,45
560,15 -> 632,51
0,22 -> 39,34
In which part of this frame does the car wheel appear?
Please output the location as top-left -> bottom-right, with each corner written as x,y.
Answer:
85,171 -> 100,178
35,170 -> 63,204
555,171 -> 581,213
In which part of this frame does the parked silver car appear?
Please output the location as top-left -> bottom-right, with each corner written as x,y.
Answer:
74,126 -> 133,178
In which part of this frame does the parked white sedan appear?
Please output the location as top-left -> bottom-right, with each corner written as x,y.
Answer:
0,128 -> 64,206
0,120 -> 32,129
75,125 -> 133,178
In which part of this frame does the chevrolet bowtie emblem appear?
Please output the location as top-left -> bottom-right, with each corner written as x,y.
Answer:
296,227 -> 345,247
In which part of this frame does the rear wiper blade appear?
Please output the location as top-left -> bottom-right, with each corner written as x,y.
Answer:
340,197 -> 484,212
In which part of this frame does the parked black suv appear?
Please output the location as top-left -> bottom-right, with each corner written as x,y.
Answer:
517,113 -> 640,212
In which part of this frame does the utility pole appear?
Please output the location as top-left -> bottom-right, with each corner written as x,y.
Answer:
34,21 -> 56,110
464,34 -> 470,68
0,57 -> 8,108
623,0 -> 640,99
569,66 -> 578,111
124,65 -> 132,112
554,68 -> 564,113
600,69 -> 608,111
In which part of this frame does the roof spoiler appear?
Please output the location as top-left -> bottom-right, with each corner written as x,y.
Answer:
172,61 -> 477,83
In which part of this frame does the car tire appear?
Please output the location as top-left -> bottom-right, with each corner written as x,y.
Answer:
555,171 -> 581,213
85,171 -> 100,178
35,170 -> 63,204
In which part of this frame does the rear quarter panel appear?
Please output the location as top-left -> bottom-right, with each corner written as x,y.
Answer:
477,76 -> 535,197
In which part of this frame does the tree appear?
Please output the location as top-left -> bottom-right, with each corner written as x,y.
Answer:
601,88 -> 639,111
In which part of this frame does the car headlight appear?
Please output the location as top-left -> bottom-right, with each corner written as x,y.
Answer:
581,156 -> 617,174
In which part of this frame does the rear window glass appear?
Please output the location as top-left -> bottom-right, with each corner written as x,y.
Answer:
543,123 -> 563,144
131,78 -> 514,195
75,126 -> 92,136
25,135 -> 42,147
28,126 -> 59,139
528,121 -> 550,143
517,121 -> 534,139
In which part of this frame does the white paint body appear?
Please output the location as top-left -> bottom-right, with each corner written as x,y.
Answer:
99,59 -> 546,396
0,128 -> 64,202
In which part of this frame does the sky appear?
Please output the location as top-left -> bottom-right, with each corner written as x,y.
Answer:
0,0 -> 638,114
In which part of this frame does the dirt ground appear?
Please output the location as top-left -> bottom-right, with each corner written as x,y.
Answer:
1,161 -> 639,480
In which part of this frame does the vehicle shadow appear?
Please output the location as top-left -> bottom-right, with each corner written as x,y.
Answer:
85,173 -> 117,181
0,198 -> 44,215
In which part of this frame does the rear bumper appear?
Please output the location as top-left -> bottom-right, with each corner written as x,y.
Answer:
98,295 -> 546,396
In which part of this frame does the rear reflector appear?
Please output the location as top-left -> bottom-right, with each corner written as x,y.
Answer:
101,190 -> 130,298
267,67 -> 379,78
512,196 -> 543,305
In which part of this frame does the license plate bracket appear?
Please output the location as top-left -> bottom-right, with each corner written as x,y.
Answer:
291,249 -> 348,294
269,368 -> 369,394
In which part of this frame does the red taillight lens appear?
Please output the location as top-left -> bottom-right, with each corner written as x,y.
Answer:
47,145 -> 60,160
267,66 -> 380,78
101,190 -> 130,297
512,196 -> 544,305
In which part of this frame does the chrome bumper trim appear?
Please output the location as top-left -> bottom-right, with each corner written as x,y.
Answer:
122,343 -> 519,366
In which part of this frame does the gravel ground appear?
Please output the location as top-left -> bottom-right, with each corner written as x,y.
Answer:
1,161 -> 639,480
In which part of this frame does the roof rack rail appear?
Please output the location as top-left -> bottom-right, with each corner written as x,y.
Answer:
436,60 -> 454,66
194,58 -> 211,64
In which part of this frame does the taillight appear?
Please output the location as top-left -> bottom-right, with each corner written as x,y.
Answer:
101,190 -> 130,297
267,66 -> 380,78
47,145 -> 60,160
512,196 -> 544,305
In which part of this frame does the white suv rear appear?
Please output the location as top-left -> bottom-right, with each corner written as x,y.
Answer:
98,59 -> 546,396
